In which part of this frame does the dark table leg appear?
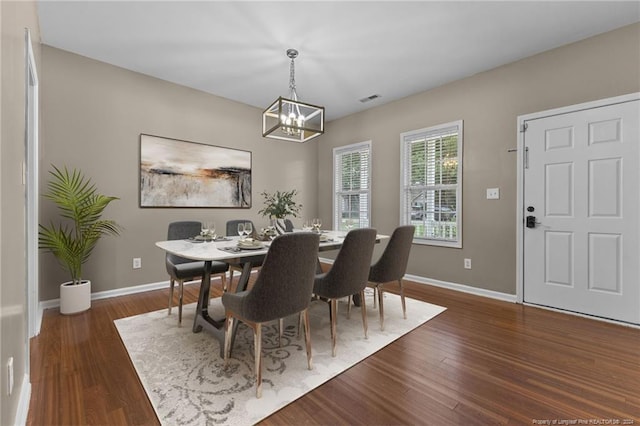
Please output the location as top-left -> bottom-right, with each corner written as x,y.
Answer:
224,261 -> 253,357
192,259 -> 256,358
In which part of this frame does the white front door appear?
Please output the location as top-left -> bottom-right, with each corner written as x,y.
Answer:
523,97 -> 639,325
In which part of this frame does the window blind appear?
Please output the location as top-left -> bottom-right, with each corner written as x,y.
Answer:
333,141 -> 371,230
400,121 -> 462,247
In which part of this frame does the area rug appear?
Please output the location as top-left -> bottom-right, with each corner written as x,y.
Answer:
114,293 -> 446,425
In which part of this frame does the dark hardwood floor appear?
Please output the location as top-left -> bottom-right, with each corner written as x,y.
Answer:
27,276 -> 640,425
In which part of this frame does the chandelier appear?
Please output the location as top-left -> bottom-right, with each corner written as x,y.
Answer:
262,49 -> 325,142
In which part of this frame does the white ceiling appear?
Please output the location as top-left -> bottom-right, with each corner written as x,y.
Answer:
37,1 -> 640,121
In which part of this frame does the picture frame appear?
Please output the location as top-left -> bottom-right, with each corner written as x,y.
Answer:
140,134 -> 251,208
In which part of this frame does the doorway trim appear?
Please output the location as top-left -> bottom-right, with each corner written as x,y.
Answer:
25,28 -> 40,338
516,92 -> 640,305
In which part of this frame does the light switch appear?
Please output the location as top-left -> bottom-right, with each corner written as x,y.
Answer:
486,188 -> 500,200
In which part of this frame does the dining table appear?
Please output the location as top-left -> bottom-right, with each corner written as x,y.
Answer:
155,229 -> 389,357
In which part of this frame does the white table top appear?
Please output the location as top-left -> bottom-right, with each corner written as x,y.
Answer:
155,230 -> 388,262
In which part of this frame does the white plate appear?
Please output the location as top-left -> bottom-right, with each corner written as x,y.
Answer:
237,241 -> 264,250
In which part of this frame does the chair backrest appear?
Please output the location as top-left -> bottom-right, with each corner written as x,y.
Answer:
166,221 -> 201,266
369,225 -> 415,283
283,219 -> 294,232
241,233 -> 320,322
226,219 -> 255,237
321,228 -> 377,299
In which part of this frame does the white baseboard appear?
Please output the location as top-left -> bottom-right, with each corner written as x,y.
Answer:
38,265 -> 515,320
15,374 -> 31,426
403,274 -> 517,303
38,272 -> 244,313
318,257 -> 517,304
39,280 -> 173,311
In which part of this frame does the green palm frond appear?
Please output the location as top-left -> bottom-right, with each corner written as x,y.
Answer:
39,165 -> 122,284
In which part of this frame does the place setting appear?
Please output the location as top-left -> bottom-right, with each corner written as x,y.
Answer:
186,221 -> 231,243
216,221 -> 269,253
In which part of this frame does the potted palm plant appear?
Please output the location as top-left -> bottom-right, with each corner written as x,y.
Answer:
258,189 -> 302,234
39,165 -> 121,314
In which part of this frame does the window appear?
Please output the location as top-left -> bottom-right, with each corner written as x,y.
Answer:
400,120 -> 462,247
333,141 -> 371,231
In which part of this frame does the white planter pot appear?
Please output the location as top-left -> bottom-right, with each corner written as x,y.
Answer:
60,280 -> 91,315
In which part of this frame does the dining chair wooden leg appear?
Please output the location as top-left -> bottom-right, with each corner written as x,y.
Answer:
297,312 -> 303,340
346,295 -> 352,319
178,280 -> 184,325
360,290 -> 368,339
223,314 -> 234,365
167,278 -> 175,315
228,269 -> 235,291
278,318 -> 284,347
377,284 -> 385,330
330,299 -> 338,357
302,309 -> 313,370
221,273 -> 227,293
399,279 -> 407,319
372,286 -> 377,309
254,323 -> 263,398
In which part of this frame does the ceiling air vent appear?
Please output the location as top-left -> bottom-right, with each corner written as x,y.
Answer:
359,94 -> 381,103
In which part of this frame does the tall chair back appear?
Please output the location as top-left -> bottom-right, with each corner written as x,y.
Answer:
315,228 -> 378,299
166,221 -> 201,268
222,232 -> 320,397
369,225 -> 415,283
313,228 -> 377,356
165,221 -> 228,325
368,225 -> 415,330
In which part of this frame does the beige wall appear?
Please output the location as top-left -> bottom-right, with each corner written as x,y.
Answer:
1,1 -> 40,424
40,23 -> 640,302
40,46 -> 319,301
318,23 -> 640,295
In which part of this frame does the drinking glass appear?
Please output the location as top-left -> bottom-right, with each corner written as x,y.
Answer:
244,222 -> 253,238
302,220 -> 313,232
237,222 -> 245,240
345,219 -> 355,231
208,221 -> 216,240
312,218 -> 322,232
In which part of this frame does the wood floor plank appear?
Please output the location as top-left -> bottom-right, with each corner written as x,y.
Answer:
27,276 -> 640,425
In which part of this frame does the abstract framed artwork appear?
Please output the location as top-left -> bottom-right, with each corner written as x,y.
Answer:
140,134 -> 251,208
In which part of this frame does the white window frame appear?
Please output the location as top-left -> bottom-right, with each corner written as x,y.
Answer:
333,141 -> 372,231
400,120 -> 463,248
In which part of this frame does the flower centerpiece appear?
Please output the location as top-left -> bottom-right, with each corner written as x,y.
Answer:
258,189 -> 302,234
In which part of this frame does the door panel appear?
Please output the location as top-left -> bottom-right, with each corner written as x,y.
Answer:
523,99 -> 639,324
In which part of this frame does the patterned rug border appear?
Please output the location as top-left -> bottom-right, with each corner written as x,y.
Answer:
115,294 -> 446,425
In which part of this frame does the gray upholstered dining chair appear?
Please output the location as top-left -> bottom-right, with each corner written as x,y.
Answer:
313,228 -> 377,357
225,219 -> 262,290
222,232 -> 320,398
283,219 -> 294,232
367,225 -> 415,330
166,221 -> 229,325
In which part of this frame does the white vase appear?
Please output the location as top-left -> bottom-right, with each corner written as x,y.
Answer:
60,280 -> 91,315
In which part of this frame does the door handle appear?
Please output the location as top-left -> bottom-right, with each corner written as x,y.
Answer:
526,215 -> 541,228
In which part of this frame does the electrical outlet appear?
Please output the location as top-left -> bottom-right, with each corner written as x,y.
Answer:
7,357 -> 14,396
486,188 -> 500,200
133,258 -> 142,269
464,258 -> 472,269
